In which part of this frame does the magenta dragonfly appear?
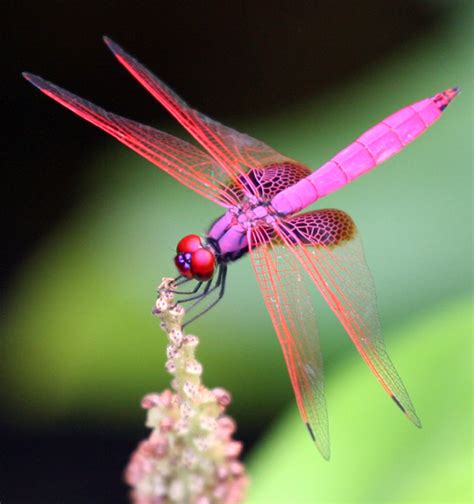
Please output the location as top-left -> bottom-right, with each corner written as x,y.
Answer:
23,38 -> 458,459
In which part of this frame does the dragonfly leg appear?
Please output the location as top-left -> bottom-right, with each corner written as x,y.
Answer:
159,275 -> 205,296
172,280 -> 204,296
157,275 -> 190,292
179,277 -> 214,304
173,275 -> 191,287
183,266 -> 227,328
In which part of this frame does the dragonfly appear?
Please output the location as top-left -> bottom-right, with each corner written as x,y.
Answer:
23,37 -> 459,460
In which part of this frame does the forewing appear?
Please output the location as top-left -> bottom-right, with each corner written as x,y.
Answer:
248,226 -> 330,459
23,73 -> 237,207
104,38 -> 299,196
275,210 -> 421,427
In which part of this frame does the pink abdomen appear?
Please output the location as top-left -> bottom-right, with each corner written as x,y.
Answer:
271,87 -> 459,215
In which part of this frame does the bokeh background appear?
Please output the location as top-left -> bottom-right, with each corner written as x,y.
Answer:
1,1 -> 472,503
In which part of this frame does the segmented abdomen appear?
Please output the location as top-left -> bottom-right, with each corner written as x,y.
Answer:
271,87 -> 459,215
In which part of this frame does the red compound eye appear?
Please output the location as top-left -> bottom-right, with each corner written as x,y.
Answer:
174,254 -> 193,278
174,235 -> 216,280
190,248 -> 215,281
177,234 -> 202,254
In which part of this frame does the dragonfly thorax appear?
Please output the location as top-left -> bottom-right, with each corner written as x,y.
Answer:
174,234 -> 216,281
231,202 -> 276,230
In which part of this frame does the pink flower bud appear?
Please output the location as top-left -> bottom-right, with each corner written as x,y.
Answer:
169,328 -> 183,346
159,416 -> 174,433
169,304 -> 185,318
230,461 -> 245,476
189,474 -> 205,494
154,298 -> 168,313
217,416 -> 236,437
217,465 -> 229,480
159,390 -> 173,407
175,419 -> 190,436
185,360 -> 203,376
166,344 -> 177,359
141,394 -> 160,409
180,400 -> 192,419
126,278 -> 247,503
182,447 -> 198,468
196,496 -> 211,504
169,479 -> 185,501
199,416 -> 218,432
183,380 -> 198,398
213,483 -> 227,500
163,290 -> 174,302
225,441 -> 243,458
212,387 -> 232,406
149,435 -> 168,457
183,335 -> 199,347
165,360 -> 176,373
194,436 -> 210,452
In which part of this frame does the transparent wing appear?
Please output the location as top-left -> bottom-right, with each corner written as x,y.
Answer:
248,226 -> 330,459
23,73 -> 237,207
275,210 -> 421,427
104,37 -> 301,198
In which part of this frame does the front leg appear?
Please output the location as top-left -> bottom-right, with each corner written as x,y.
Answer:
183,265 -> 227,328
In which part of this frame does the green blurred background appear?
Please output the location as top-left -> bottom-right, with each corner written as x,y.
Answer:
2,1 -> 472,503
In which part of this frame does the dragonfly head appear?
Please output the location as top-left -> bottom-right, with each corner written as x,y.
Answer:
174,234 -> 216,281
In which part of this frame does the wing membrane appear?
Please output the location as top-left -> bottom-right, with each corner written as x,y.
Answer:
275,211 -> 421,427
23,73 -> 237,207
248,226 -> 330,459
104,38 -> 298,195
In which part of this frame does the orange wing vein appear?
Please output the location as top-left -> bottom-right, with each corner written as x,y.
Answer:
23,73 -> 237,207
104,37 -> 298,196
248,226 -> 330,459
274,210 -> 421,428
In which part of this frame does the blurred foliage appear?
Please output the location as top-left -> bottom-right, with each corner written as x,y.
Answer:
247,296 -> 472,503
1,2 -> 471,502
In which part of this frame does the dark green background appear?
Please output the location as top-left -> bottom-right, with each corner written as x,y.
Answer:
1,1 -> 471,502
